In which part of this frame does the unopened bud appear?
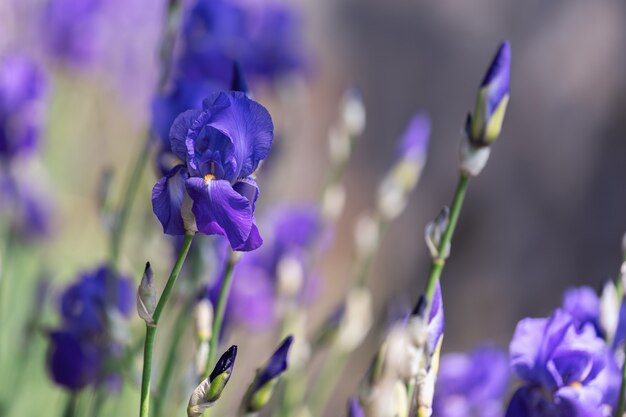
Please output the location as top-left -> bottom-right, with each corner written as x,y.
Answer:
355,214 -> 380,258
195,299 -> 213,342
467,41 -> 511,147
377,184 -> 407,221
137,262 -> 156,326
336,288 -> 373,352
241,336 -> 293,413
329,127 -> 352,165
348,397 -> 365,417
341,88 -> 366,138
424,207 -> 450,259
188,345 -> 238,416
322,183 -> 346,221
416,337 -> 443,417
277,256 -> 304,298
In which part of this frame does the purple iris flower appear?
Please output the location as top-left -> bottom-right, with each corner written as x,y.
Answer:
40,0 -> 104,66
151,91 -> 273,251
47,266 -> 133,391
178,0 -> 307,85
241,3 -> 308,81
178,0 -> 247,86
60,266 -> 133,334
433,345 -> 510,417
0,54 -> 46,160
505,309 -> 616,417
205,205 -> 322,330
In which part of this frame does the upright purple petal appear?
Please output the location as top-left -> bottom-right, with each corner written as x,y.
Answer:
169,109 -> 202,163
202,91 -> 273,179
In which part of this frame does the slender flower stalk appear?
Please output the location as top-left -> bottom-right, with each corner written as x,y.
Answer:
204,251 -> 238,378
139,233 -> 194,417
423,174 -> 469,313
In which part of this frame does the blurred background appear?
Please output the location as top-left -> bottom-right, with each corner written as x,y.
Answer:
1,0 -> 626,415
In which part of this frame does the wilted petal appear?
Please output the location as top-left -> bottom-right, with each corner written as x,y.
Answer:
152,165 -> 188,236
186,177 -> 253,250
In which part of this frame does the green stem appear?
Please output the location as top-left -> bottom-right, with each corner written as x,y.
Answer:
153,303 -> 192,417
139,233 -> 194,417
307,351 -> 347,417
204,252 -> 237,378
423,174 -> 470,313
62,393 -> 78,417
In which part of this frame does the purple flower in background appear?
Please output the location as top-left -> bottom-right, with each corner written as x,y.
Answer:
178,0 -> 308,86
152,91 -> 273,251
433,345 -> 510,417
241,3 -> 308,81
48,330 -> 102,391
348,397 -> 365,417
178,0 -> 247,86
60,266 -> 133,334
0,54 -> 46,160
0,174 -> 52,240
505,309 -> 616,417
395,113 -> 430,163
47,265 -> 133,391
205,205 -> 322,330
40,0 -> 104,66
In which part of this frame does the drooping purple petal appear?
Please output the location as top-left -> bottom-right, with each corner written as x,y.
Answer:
186,177 -> 254,250
151,165 -> 188,236
202,91 -> 273,179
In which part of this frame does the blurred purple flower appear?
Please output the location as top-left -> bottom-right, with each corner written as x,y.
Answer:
60,266 -> 133,334
40,0 -> 104,66
0,175 -> 52,240
178,0 -> 308,86
348,397 -> 365,417
395,113 -> 430,162
47,330 -> 102,391
433,345 -> 510,417
0,53 -> 46,160
205,205 -> 322,330
47,265 -> 133,391
241,3 -> 308,81
505,309 -> 616,417
151,91 -> 273,251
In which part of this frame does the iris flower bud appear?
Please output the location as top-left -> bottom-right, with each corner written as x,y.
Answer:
467,41 -> 511,147
136,262 -> 156,326
188,345 -> 238,417
424,207 -> 450,260
241,336 -> 294,413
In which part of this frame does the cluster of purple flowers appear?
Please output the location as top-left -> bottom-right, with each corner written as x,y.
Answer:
432,283 -> 626,417
47,266 -> 133,391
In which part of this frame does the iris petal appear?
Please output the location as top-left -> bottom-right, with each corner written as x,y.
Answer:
152,165 -> 188,235
203,91 -> 273,179
186,177 -> 253,249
